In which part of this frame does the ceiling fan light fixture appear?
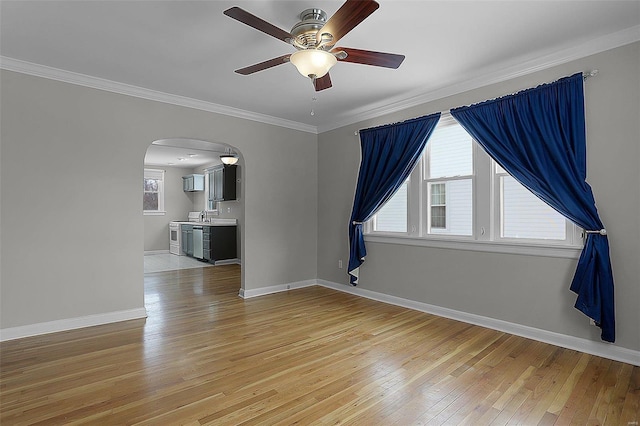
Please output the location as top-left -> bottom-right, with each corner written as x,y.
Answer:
290,49 -> 337,79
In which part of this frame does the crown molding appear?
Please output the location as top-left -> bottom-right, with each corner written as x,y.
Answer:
0,56 -> 318,134
317,25 -> 640,133
2,25 -> 638,136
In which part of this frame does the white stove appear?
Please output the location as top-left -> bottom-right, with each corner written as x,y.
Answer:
169,212 -> 206,255
169,222 -> 182,255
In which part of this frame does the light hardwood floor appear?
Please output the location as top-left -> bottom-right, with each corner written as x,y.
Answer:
1,265 -> 638,425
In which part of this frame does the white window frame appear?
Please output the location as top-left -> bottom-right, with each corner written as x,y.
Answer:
365,113 -> 583,259
422,119 -> 476,239
143,168 -> 165,215
493,164 -> 582,247
428,182 -> 447,230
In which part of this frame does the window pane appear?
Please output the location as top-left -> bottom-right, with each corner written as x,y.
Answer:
431,183 -> 446,205
144,178 -> 158,192
373,182 -> 407,233
431,206 -> 446,229
428,124 -> 473,178
429,180 -> 472,235
430,183 -> 446,228
143,192 -> 159,211
501,176 -> 566,240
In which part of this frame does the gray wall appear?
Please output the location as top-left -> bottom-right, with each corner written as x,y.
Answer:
143,165 -> 194,252
1,43 -> 637,355
0,69 -> 318,329
317,42 -> 640,352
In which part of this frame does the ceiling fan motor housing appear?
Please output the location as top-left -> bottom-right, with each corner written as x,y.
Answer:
290,8 -> 329,49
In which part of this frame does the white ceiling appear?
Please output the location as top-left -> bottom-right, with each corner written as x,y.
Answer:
144,139 -> 229,168
1,0 -> 639,138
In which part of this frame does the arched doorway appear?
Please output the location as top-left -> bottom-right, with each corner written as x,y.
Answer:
142,138 -> 244,290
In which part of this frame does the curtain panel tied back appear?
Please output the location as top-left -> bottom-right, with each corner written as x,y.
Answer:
348,113 -> 441,285
450,73 -> 615,342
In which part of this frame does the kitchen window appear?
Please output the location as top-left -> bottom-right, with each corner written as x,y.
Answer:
143,169 -> 165,215
366,114 -> 582,257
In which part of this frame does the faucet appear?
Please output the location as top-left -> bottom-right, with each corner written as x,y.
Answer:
200,210 -> 207,223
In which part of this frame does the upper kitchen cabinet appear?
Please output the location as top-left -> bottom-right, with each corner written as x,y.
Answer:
211,165 -> 237,201
182,174 -> 204,192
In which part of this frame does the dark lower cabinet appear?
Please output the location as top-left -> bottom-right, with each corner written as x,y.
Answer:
203,228 -> 211,261
182,224 -> 237,262
203,226 -> 237,262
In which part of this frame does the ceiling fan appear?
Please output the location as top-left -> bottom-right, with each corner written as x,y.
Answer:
223,0 -> 405,92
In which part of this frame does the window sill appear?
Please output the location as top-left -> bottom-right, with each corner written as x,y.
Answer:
364,234 -> 582,259
143,211 -> 166,216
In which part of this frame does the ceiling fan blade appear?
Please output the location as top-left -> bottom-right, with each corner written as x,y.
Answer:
314,73 -> 332,92
317,0 -> 379,47
334,47 -> 405,69
224,7 -> 294,44
235,55 -> 291,75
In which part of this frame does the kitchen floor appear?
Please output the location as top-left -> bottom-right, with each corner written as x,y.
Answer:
144,253 -> 214,273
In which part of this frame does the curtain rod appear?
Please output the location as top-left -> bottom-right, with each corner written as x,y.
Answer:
583,69 -> 599,79
354,70 -> 599,136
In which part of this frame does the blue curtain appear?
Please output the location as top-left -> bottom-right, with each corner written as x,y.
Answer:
348,113 -> 441,285
450,73 -> 615,342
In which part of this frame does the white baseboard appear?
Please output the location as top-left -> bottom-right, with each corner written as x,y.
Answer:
215,258 -> 241,266
316,279 -> 640,367
239,279 -> 316,299
0,307 -> 148,342
144,250 -> 170,255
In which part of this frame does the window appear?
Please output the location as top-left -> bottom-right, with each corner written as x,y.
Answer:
430,183 -> 446,229
371,180 -> 408,233
366,114 -> 582,256
425,122 -> 473,236
143,169 -> 165,215
495,164 -> 567,240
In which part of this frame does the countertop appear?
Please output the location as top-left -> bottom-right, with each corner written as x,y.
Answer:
171,219 -> 237,226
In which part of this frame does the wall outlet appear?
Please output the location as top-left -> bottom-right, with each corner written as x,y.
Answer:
338,260 -> 343,269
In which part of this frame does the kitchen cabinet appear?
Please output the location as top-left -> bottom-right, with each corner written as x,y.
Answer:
203,228 -> 211,261
181,224 -> 193,256
203,225 -> 237,262
181,224 -> 237,262
211,165 -> 237,201
210,226 -> 237,261
182,174 -> 204,192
